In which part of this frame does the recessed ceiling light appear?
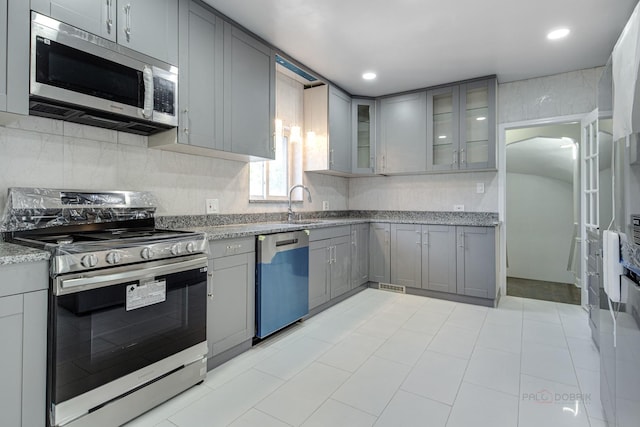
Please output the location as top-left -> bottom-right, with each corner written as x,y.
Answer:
362,72 -> 377,80
476,116 -> 486,121
438,135 -> 447,139
547,28 -> 570,40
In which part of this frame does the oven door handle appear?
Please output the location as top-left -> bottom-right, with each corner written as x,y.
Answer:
56,255 -> 208,295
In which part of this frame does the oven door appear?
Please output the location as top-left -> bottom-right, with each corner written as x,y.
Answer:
49,255 -> 207,426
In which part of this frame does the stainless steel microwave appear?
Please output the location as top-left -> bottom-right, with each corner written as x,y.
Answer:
29,12 -> 178,135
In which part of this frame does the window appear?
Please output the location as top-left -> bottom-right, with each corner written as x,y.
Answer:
250,70 -> 304,201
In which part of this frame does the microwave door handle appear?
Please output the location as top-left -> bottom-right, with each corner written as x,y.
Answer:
142,66 -> 154,119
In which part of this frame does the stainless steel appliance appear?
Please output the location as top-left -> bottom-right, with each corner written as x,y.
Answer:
30,12 -> 178,135
2,188 -> 208,427
256,231 -> 309,338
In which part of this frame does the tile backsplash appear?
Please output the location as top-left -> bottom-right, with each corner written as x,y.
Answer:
0,115 -> 348,215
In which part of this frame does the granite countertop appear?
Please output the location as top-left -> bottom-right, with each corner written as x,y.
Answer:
178,213 -> 500,241
0,242 -> 50,266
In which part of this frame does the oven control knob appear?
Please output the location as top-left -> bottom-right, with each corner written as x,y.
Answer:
81,254 -> 98,268
106,251 -> 122,265
170,243 -> 181,256
140,247 -> 155,260
186,242 -> 195,253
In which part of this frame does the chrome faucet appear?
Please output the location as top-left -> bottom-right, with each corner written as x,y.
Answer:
288,184 -> 312,221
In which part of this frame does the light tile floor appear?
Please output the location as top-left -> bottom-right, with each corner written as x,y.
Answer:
125,288 -> 604,427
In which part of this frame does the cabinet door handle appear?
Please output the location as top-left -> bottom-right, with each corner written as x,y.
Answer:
207,272 -> 214,298
329,149 -> 334,167
271,132 -> 276,152
124,4 -> 132,42
327,247 -> 331,264
423,231 -> 429,246
332,245 -> 337,263
460,148 -> 466,165
385,229 -> 389,244
453,150 -> 458,165
458,233 -> 465,248
106,0 -> 113,34
183,109 -> 189,135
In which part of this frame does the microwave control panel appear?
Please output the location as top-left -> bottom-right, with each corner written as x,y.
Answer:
153,77 -> 176,116
632,214 -> 640,245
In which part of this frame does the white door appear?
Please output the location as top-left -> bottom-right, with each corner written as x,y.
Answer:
581,109 -> 599,308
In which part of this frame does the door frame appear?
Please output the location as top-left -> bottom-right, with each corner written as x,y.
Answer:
498,113 -> 587,305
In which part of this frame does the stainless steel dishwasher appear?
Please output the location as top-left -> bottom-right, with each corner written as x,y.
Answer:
256,230 -> 309,338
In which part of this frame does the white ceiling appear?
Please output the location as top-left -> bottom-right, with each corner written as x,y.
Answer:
203,0 -> 637,97
507,137 -> 577,183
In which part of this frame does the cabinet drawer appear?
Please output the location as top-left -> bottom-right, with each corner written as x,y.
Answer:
210,237 -> 255,258
309,226 -> 351,242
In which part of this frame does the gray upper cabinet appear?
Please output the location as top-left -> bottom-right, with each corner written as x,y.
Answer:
352,98 -> 376,174
177,0 -> 224,151
456,226 -> 496,298
351,223 -> 369,288
377,91 -> 427,174
116,0 -> 178,64
459,79 -> 496,170
33,0 -> 178,64
304,84 -> 352,174
207,238 -> 255,360
427,86 -> 460,171
0,0 -> 28,113
224,23 -> 276,160
0,261 -> 48,427
421,225 -> 457,293
427,78 -> 496,171
369,222 -> 390,283
328,86 -> 352,173
32,0 -> 117,41
391,223 -> 422,288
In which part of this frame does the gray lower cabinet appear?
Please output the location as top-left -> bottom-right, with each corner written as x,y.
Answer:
309,226 -> 351,309
351,223 -> 369,288
377,91 -> 427,174
0,261 -> 48,427
369,223 -> 390,283
207,238 -> 255,359
390,223 -> 422,288
421,225 -> 457,293
456,226 -> 496,298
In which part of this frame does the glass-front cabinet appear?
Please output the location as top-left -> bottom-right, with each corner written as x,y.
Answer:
352,98 -> 376,174
427,86 -> 459,171
427,78 -> 496,171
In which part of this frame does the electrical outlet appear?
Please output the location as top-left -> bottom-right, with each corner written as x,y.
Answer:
322,201 -> 329,211
454,204 -> 465,212
476,183 -> 485,194
205,199 -> 219,214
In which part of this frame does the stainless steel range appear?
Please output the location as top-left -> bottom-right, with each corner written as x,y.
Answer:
2,188 -> 209,427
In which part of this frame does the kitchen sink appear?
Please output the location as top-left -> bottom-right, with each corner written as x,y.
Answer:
284,219 -> 330,226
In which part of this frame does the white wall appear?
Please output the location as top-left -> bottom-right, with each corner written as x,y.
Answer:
0,115 -> 348,216
349,171 -> 497,211
498,67 -> 602,124
506,172 -> 575,284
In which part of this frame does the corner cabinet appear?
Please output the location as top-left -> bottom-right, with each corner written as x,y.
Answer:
427,78 -> 497,171
304,85 -> 352,174
391,224 -> 422,288
351,223 -> 369,288
207,238 -> 255,364
369,223 -> 391,283
352,98 -> 376,174
0,261 -> 48,427
377,91 -> 427,174
32,0 -> 179,64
